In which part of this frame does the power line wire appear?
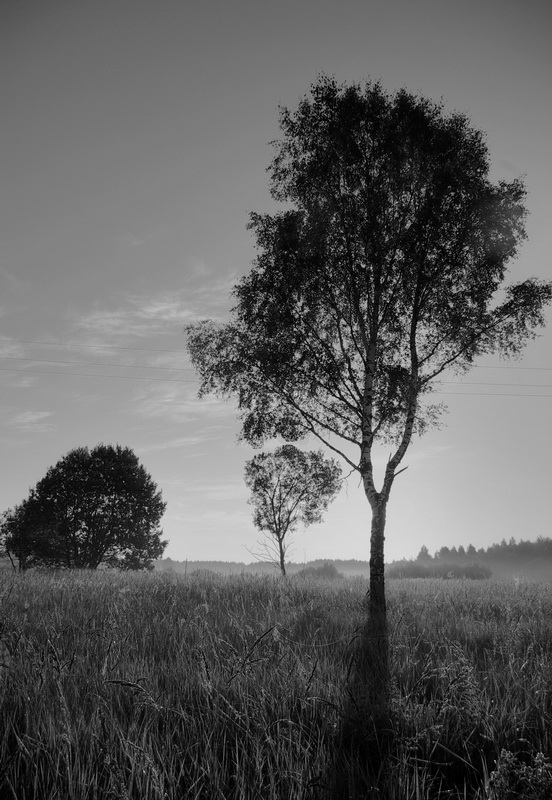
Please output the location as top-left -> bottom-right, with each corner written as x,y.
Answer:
1,339 -> 551,371
0,367 -> 197,383
441,381 -> 552,389
0,338 -> 186,354
3,356 -> 552,387
474,364 -> 552,372
438,392 -> 552,397
2,343 -> 552,394
2,357 -> 552,386
2,365 -> 552,395
0,355 -> 193,371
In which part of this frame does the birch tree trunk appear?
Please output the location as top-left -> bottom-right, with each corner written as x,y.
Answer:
360,449 -> 409,716
368,498 -> 387,634
336,492 -> 392,795
361,494 -> 390,711
278,535 -> 287,577
340,453 -> 394,752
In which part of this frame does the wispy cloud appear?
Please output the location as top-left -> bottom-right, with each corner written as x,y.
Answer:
115,226 -> 170,250
117,234 -> 143,248
131,382 -> 235,425
4,374 -> 40,389
74,299 -> 194,339
185,478 -> 249,503
498,159 -> 522,177
188,257 -> 211,278
0,340 -> 41,387
138,428 -> 225,453
0,266 -> 31,296
183,275 -> 238,318
12,410 -> 56,433
0,339 -> 27,358
71,279 -> 237,349
166,502 -> 251,531
407,444 -> 454,463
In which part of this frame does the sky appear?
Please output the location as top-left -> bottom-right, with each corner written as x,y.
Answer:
1,0 -> 551,566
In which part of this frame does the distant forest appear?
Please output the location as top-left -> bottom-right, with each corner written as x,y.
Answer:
384,537 -> 552,581
156,537 -> 552,581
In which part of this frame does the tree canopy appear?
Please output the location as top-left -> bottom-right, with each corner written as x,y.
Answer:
244,444 -> 342,575
186,76 -> 552,630
2,444 -> 167,570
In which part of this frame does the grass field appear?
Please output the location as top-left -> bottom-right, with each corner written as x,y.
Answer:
0,569 -> 551,799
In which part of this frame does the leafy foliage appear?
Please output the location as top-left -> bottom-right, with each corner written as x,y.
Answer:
1,444 -> 167,570
244,445 -> 342,575
187,76 -> 550,466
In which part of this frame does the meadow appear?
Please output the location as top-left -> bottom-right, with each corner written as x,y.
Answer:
0,569 -> 551,799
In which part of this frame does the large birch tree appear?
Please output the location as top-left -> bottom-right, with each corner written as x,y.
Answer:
186,76 -> 551,640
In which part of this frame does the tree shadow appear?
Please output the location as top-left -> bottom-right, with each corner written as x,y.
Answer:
326,620 -> 394,799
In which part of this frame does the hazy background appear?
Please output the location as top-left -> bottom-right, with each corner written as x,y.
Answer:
1,0 -> 551,564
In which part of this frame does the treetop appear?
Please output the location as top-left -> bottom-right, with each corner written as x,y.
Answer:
187,76 -> 552,480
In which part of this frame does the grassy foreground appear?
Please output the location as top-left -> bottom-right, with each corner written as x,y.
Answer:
0,569 -> 551,799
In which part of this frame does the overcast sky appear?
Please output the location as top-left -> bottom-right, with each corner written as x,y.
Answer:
1,0 -> 551,565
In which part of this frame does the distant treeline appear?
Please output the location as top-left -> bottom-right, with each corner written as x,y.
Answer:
155,538 -> 552,582
386,558 -> 492,580
155,558 -> 370,578
387,537 -> 552,581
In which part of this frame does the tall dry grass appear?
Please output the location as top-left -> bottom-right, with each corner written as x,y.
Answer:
0,569 -> 551,798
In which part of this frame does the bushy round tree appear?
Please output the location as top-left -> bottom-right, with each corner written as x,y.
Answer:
1,444 -> 167,570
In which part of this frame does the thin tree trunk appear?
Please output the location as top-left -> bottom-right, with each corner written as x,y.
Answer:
332,497 -> 392,797
347,497 -> 391,714
369,499 -> 387,629
5,546 -> 17,572
366,498 -> 389,704
277,535 -> 286,577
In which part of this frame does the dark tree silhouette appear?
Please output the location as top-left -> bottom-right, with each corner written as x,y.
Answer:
186,76 -> 552,713
244,445 -> 341,576
1,444 -> 167,570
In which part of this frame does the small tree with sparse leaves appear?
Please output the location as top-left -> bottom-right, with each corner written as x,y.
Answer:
244,445 -> 341,576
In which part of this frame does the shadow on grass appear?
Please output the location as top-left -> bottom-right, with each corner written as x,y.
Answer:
326,620 -> 394,799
